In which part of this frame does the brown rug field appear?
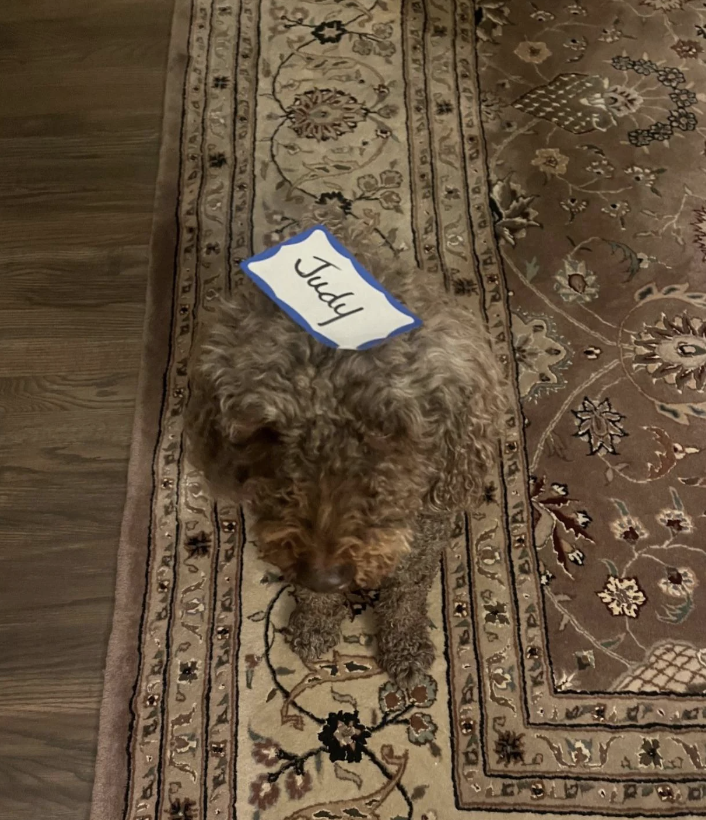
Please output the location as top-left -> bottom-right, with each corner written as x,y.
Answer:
91,0 -> 706,818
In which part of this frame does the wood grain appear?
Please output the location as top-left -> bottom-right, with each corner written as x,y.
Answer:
0,0 -> 173,816
0,373 -> 139,414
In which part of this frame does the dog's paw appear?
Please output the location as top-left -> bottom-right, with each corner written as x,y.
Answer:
378,628 -> 435,690
287,608 -> 342,663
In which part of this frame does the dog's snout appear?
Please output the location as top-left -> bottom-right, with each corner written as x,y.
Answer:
296,561 -> 354,593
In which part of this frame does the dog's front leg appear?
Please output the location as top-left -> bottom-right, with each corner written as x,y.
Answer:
287,587 -> 348,663
376,515 -> 448,688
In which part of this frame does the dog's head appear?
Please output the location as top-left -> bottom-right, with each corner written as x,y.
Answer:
186,371 -> 426,591
185,279 -> 505,593
234,420 -> 421,591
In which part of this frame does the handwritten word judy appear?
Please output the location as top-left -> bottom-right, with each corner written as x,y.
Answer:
241,225 -> 421,350
294,256 -> 363,326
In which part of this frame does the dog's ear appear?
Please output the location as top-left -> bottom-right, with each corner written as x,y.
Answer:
423,364 -> 506,512
407,315 -> 507,512
184,363 -> 281,496
424,390 -> 500,511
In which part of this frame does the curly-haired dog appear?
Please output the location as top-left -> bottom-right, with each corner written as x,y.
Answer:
185,209 -> 505,686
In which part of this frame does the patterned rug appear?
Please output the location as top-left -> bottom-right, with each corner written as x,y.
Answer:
91,0 -> 706,818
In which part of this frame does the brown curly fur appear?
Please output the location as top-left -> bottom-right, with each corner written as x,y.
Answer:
184,206 -> 505,686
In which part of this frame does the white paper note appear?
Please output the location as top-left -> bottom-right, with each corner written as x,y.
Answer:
241,225 -> 421,350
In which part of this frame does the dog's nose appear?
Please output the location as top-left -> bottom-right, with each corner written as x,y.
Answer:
296,561 -> 355,593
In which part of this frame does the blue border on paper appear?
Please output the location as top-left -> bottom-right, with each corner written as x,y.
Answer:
240,224 -> 422,350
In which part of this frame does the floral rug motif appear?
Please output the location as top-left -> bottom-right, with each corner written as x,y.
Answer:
102,0 -> 706,818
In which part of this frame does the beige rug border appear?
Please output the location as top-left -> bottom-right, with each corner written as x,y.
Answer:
90,1 -> 189,817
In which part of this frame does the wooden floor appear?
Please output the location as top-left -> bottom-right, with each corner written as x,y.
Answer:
0,1 -> 173,816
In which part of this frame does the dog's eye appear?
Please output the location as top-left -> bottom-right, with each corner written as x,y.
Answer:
257,426 -> 282,446
233,424 -> 281,449
231,418 -> 282,447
